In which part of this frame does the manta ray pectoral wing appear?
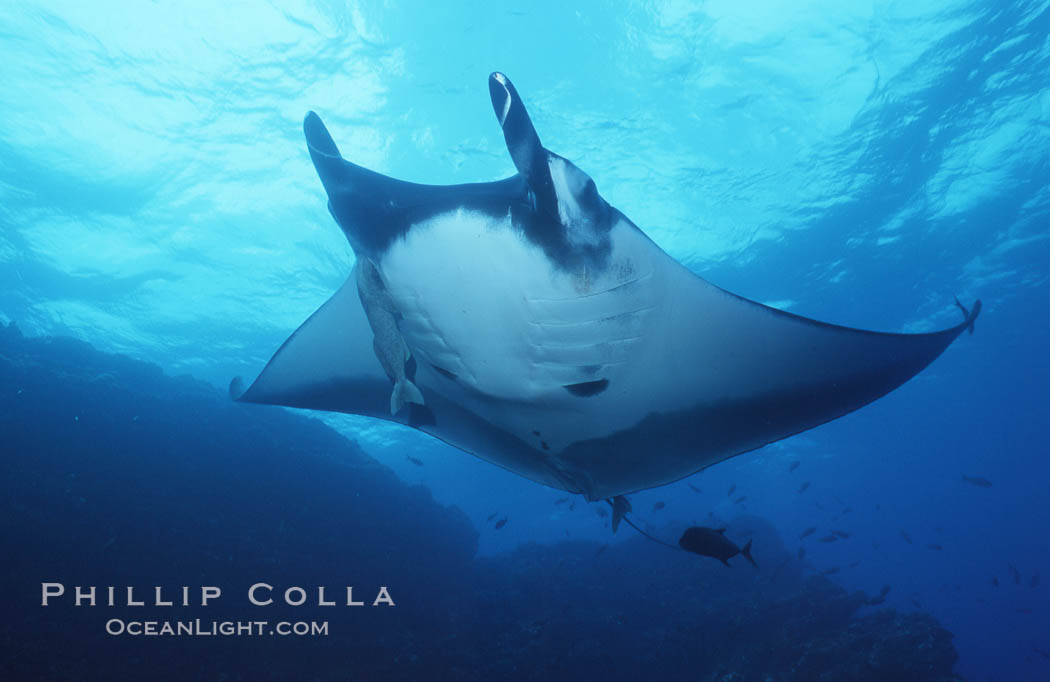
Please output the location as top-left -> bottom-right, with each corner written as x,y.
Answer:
559,253 -> 981,499
230,266 -> 392,418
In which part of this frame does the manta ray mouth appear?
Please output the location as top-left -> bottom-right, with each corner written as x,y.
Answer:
564,379 -> 609,397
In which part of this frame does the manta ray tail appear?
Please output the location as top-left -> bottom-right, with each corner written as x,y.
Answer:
391,379 -> 424,416
740,539 -> 757,568
954,297 -> 982,335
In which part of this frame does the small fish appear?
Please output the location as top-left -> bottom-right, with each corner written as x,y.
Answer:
927,543 -> 943,551
687,483 -> 701,493
797,547 -> 806,559
798,481 -> 810,494
1016,607 -> 1033,614
1031,573 -> 1040,589
799,527 -> 816,539
910,598 -> 922,609
595,544 -> 608,557
568,502 -> 575,511
652,501 -> 665,511
841,506 -> 852,515
961,474 -> 992,488
728,484 -> 736,497
848,560 -> 861,568
734,495 -> 747,504
822,566 -> 840,576
1010,564 -> 1021,585
596,507 -> 609,518
486,512 -> 498,522
494,518 -> 508,530
899,530 -> 913,545
678,526 -> 756,567
554,497 -> 569,505
789,460 -> 800,472
406,455 -> 424,466
1034,646 -> 1050,662
992,576 -> 999,587
819,535 -> 838,543
832,530 -> 850,539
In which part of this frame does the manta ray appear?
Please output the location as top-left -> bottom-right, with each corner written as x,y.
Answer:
231,72 -> 980,501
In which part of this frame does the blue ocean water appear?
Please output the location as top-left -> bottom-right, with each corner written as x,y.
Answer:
1,1 -> 1048,680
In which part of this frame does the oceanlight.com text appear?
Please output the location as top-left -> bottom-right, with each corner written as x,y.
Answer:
104,619 -> 329,637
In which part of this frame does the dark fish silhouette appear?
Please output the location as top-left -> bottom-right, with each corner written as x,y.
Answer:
678,527 -> 756,567
727,484 -> 736,497
554,497 -> 569,505
687,483 -> 701,493
798,547 -> 806,559
610,495 -> 631,533
992,576 -> 999,587
822,566 -> 840,576
832,530 -> 850,539
961,474 -> 992,488
789,460 -> 800,472
486,512 -> 498,522
596,507 -> 609,518
568,501 -> 575,511
734,495 -> 747,504
494,517 -> 508,530
910,598 -> 922,609
1010,564 -> 1021,585
1032,573 -> 1041,588
798,481 -> 810,494
653,501 -> 665,511
406,455 -> 424,466
819,535 -> 838,543
927,543 -> 943,551
799,527 -> 816,539
899,530 -> 913,544
595,544 -> 608,557
1034,646 -> 1050,662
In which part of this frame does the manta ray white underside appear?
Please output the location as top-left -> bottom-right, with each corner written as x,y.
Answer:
231,73 -> 979,501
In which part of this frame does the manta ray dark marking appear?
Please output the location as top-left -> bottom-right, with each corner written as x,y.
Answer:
231,72 -> 980,501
